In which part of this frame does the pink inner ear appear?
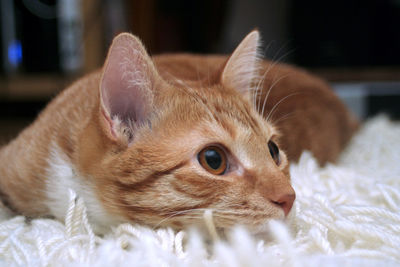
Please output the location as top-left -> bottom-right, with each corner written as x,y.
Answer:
100,34 -> 153,127
102,59 -> 147,124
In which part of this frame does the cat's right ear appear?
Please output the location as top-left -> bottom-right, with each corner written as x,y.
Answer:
221,30 -> 261,100
99,33 -> 159,143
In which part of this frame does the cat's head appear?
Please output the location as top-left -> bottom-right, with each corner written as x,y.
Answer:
81,31 -> 295,233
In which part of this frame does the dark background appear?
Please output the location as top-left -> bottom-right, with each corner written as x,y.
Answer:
0,0 -> 399,143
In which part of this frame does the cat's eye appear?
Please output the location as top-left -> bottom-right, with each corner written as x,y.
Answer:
268,140 -> 280,166
198,146 -> 227,175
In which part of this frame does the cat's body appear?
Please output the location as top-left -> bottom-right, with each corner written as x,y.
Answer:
0,32 -> 357,233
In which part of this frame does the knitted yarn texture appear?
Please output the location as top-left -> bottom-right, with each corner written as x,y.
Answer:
0,115 -> 399,266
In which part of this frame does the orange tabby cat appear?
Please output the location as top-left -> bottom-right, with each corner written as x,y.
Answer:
0,31 -> 357,233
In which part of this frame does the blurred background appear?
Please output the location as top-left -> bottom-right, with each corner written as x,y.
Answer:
0,0 -> 400,144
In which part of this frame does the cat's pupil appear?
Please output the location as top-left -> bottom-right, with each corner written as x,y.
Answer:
204,149 -> 222,170
268,141 -> 280,165
198,146 -> 227,175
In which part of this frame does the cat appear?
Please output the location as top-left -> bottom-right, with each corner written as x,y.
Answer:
0,31 -> 358,233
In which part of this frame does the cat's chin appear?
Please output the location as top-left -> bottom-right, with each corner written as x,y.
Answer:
248,206 -> 297,240
244,215 -> 288,238
200,219 -> 288,242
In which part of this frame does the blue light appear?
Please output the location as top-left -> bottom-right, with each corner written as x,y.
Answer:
8,40 -> 23,67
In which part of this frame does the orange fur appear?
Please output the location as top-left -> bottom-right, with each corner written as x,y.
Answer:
0,31 -> 357,232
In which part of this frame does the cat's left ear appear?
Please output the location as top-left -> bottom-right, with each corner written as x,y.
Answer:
221,30 -> 261,100
99,33 -> 161,143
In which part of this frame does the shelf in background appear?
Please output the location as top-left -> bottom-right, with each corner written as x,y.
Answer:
311,67 -> 400,82
0,74 -> 78,100
1,67 -> 399,101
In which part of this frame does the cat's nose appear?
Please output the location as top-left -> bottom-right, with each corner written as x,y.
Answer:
271,192 -> 295,216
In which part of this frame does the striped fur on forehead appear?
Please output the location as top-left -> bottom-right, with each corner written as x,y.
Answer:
184,85 -> 275,139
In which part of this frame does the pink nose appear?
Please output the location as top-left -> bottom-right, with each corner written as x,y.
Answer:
271,193 -> 295,216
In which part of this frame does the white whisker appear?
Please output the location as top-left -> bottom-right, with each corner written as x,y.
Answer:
266,92 -> 301,122
261,74 -> 291,117
253,49 -> 294,113
152,203 -> 256,229
272,111 -> 298,125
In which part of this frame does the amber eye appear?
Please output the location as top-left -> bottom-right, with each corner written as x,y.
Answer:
198,146 -> 227,175
268,140 -> 280,165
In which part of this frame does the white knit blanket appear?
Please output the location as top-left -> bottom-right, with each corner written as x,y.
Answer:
0,115 -> 399,267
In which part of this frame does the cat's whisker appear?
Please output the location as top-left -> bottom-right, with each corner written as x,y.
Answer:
272,111 -> 298,125
253,49 -> 294,113
270,40 -> 292,62
252,43 -> 293,108
153,208 -> 211,229
261,40 -> 275,61
153,205 -> 254,229
260,74 -> 291,117
254,67 -> 275,114
251,41 -> 275,109
254,70 -> 270,112
254,62 -> 279,113
266,92 -> 302,122
254,65 -> 275,112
